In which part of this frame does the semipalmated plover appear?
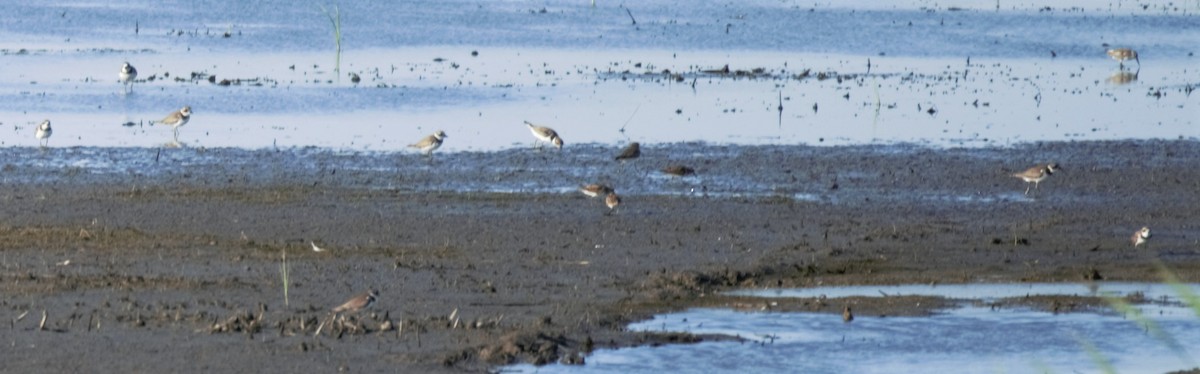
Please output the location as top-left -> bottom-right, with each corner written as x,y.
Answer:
662,165 -> 696,177
614,142 -> 640,161
332,289 -> 378,313
524,121 -> 563,149
1012,163 -> 1059,195
1106,48 -> 1139,70
155,106 -> 192,140
605,192 -> 621,212
842,306 -> 853,323
1131,227 -> 1150,248
409,130 -> 448,156
119,62 -> 138,93
35,120 -> 52,147
580,184 -> 614,198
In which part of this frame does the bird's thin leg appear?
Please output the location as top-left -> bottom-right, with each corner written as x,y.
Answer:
1024,185 -> 1031,195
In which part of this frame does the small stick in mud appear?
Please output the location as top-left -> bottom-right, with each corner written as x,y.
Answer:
39,310 -> 48,331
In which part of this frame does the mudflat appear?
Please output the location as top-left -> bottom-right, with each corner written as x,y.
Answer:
1,140 -> 1198,372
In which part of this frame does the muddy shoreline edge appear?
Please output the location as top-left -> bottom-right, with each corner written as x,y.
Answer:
1,140 -> 1199,372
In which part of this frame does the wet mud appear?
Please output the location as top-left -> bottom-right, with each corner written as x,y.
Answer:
1,140 -> 1199,372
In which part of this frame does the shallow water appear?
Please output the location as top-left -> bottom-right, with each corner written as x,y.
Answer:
509,283 -> 1200,373
0,1 -> 1194,151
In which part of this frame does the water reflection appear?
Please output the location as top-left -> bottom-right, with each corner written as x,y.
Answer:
1106,70 -> 1138,85
507,283 -> 1200,373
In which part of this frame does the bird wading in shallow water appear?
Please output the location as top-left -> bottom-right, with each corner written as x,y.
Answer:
1012,163 -> 1060,195
35,120 -> 52,148
1106,48 -> 1140,70
155,106 -> 192,141
119,62 -> 138,93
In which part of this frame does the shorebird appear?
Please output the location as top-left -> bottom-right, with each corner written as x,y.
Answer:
605,192 -> 621,213
1012,163 -> 1059,195
332,289 -> 378,313
35,120 -> 52,147
1106,48 -> 1139,70
842,306 -> 854,323
614,142 -> 641,161
119,62 -> 138,93
662,165 -> 696,177
155,106 -> 192,140
580,184 -> 614,198
1131,227 -> 1151,248
524,121 -> 563,149
409,130 -> 448,156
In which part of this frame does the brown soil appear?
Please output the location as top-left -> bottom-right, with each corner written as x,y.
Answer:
1,140 -> 1198,372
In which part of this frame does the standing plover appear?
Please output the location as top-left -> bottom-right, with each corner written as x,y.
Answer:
1012,163 -> 1059,195
155,106 -> 192,140
524,121 -> 563,149
614,142 -> 641,161
332,289 -> 378,313
1131,227 -> 1151,248
35,120 -> 52,147
662,165 -> 696,177
119,62 -> 138,93
409,130 -> 448,156
1106,48 -> 1139,69
605,192 -> 621,212
842,306 -> 854,323
580,184 -> 614,198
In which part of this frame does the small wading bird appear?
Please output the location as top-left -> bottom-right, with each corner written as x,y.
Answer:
1131,227 -> 1151,248
579,183 -> 614,198
35,120 -> 52,147
119,62 -> 138,93
662,165 -> 696,177
409,130 -> 448,157
155,106 -> 192,141
332,289 -> 378,313
34,119 -> 53,148
843,306 -> 854,323
1012,163 -> 1060,195
614,142 -> 640,161
524,121 -> 563,150
605,192 -> 621,214
1106,48 -> 1140,70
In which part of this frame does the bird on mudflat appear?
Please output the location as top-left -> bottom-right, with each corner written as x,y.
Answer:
614,142 -> 640,161
332,289 -> 378,313
1131,227 -> 1151,248
605,192 -> 621,214
662,165 -> 696,177
409,130 -> 448,156
1012,163 -> 1060,195
580,184 -> 614,198
524,121 -> 563,149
